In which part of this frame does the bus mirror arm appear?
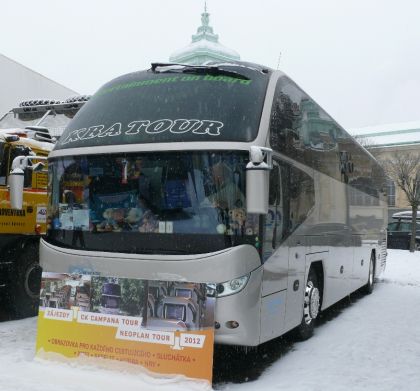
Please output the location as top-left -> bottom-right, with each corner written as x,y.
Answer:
246,146 -> 273,214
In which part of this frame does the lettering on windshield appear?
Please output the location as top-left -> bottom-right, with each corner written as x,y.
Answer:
96,75 -> 253,97
59,119 -> 224,146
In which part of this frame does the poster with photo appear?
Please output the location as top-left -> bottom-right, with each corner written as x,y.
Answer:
36,272 -> 215,383
58,204 -> 74,230
72,208 -> 90,231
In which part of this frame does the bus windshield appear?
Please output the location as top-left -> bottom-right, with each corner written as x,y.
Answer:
47,151 -> 260,254
55,65 -> 270,150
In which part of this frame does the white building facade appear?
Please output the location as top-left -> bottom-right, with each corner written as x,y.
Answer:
350,121 -> 420,217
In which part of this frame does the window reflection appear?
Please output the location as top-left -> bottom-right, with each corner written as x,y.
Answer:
48,152 -> 261,254
263,160 -> 315,261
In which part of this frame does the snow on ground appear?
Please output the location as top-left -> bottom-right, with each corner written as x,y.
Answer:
222,250 -> 420,391
1,249 -> 420,391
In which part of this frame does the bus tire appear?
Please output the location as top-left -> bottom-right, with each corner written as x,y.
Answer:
363,252 -> 375,295
9,242 -> 42,319
294,268 -> 321,340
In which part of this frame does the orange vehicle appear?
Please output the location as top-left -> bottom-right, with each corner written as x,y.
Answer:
0,98 -> 86,318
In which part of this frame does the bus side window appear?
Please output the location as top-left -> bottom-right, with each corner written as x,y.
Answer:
269,77 -> 303,157
287,166 -> 315,233
265,161 -> 314,261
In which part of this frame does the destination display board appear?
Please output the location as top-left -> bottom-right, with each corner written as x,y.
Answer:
36,272 -> 215,383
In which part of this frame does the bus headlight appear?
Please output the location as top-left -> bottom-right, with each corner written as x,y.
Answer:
207,274 -> 250,298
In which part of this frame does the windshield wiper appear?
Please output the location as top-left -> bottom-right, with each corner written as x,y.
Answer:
150,63 -> 250,80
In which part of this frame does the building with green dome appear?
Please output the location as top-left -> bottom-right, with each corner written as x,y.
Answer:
169,5 -> 240,65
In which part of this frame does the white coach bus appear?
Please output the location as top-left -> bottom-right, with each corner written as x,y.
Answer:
13,61 -> 387,345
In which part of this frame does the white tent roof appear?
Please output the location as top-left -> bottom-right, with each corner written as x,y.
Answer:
0,53 -> 78,116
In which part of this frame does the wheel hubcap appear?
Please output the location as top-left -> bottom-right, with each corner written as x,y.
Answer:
304,281 -> 320,325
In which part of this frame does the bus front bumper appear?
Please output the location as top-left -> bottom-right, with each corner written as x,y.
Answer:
213,267 -> 263,346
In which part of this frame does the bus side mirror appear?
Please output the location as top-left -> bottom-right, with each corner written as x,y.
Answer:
9,167 -> 24,209
246,146 -> 272,214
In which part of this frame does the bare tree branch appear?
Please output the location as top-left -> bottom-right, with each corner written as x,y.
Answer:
354,135 -> 376,150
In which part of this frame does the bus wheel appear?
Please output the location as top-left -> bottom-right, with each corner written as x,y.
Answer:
294,269 -> 321,340
9,243 -> 41,319
363,253 -> 375,295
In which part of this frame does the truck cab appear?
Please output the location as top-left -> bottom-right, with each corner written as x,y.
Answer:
0,98 -> 87,318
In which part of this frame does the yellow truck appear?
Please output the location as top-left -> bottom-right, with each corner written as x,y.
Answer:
0,98 -> 86,318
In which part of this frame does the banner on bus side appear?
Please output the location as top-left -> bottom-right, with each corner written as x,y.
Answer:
36,272 -> 215,383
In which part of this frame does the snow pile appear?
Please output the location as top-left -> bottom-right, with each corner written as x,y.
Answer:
1,250 -> 420,390
380,249 -> 420,286
0,321 -> 210,391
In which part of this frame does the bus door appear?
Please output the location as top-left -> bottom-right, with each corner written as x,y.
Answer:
282,163 -> 315,333
261,161 -> 315,339
260,161 -> 288,341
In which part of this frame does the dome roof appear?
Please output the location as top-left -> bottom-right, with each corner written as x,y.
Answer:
169,8 -> 240,65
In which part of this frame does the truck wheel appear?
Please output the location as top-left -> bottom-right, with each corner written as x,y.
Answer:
9,243 -> 42,318
294,268 -> 321,340
363,253 -> 375,295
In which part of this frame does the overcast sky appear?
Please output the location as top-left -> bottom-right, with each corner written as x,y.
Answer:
1,0 -> 419,129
